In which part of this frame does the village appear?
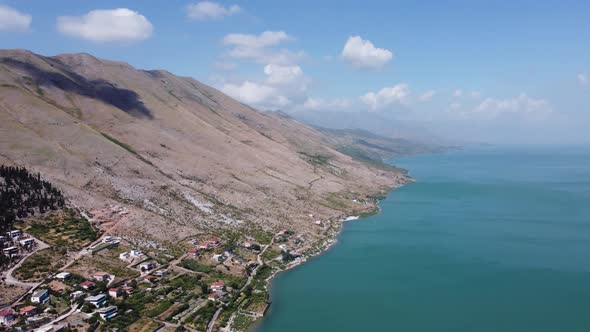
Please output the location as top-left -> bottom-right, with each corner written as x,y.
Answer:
0,205 -> 343,332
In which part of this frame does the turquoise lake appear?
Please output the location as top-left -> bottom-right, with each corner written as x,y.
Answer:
255,146 -> 590,332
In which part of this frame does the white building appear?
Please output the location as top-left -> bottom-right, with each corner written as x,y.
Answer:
84,294 -> 107,307
31,289 -> 50,304
55,272 -> 71,280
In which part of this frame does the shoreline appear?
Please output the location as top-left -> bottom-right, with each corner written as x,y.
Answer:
244,178 -> 411,332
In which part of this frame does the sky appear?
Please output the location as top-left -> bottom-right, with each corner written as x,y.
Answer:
0,0 -> 589,144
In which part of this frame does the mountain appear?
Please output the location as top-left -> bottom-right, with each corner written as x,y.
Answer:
0,49 -> 408,246
288,109 -> 446,144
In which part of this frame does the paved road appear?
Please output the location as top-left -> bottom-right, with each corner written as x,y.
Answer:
207,307 -> 223,332
36,304 -> 79,330
4,236 -> 50,288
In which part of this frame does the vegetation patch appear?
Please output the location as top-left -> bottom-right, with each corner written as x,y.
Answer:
100,132 -> 154,166
298,152 -> 331,167
14,247 -> 67,282
19,208 -> 97,250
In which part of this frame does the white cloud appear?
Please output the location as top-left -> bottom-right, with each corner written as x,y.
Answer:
578,73 -> 588,86
187,1 -> 241,20
419,90 -> 436,102
264,64 -> 303,85
0,5 -> 32,32
303,97 -> 353,111
57,8 -> 153,43
454,89 -> 463,98
221,31 -> 304,65
223,30 -> 290,49
341,36 -> 393,70
221,81 -> 285,107
220,63 -> 308,110
471,91 -> 481,99
361,83 -> 410,111
473,94 -> 551,117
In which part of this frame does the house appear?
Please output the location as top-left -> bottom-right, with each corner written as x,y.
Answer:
198,242 -> 210,250
93,272 -> 111,282
278,229 -> 289,236
31,289 -> 50,304
140,262 -> 157,271
119,252 -> 130,261
108,288 -> 121,299
188,248 -> 200,258
2,247 -> 18,255
154,269 -> 168,277
51,285 -> 65,293
144,275 -> 156,283
122,286 -> 133,295
243,241 -> 254,248
210,281 -> 224,292
207,292 -> 221,301
79,280 -> 95,290
209,237 -> 221,245
84,294 -> 107,307
0,309 -> 15,325
97,306 -> 118,320
130,249 -> 142,257
55,272 -> 71,280
211,254 -> 224,263
70,291 -> 85,299
19,306 -> 37,317
6,230 -> 22,239
314,220 -> 323,226
19,238 -> 35,247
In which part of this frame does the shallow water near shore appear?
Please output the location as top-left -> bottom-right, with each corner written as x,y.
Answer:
254,146 -> 590,332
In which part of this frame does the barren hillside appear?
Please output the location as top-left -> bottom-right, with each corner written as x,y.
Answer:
0,49 -> 408,246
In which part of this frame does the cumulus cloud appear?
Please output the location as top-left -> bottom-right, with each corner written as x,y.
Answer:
221,81 -> 286,107
187,1 -> 241,20
264,64 -> 303,85
303,97 -> 353,111
419,90 -> 436,102
57,8 -> 153,43
341,36 -> 393,70
473,94 -> 551,117
453,89 -> 463,98
578,73 -> 588,86
361,84 -> 410,111
0,5 -> 32,32
220,63 -> 308,110
222,31 -> 304,65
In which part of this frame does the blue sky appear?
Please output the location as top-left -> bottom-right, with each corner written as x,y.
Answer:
1,0 -> 589,143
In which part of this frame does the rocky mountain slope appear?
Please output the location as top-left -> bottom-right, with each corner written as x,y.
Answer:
0,49 -> 408,247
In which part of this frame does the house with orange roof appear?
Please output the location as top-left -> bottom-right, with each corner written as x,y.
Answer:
19,306 -> 37,317
210,281 -> 225,292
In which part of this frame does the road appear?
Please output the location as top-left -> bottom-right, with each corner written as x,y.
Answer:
207,307 -> 223,332
3,236 -> 50,288
36,304 -> 79,330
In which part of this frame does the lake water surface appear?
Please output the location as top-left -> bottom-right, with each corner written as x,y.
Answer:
255,146 -> 590,332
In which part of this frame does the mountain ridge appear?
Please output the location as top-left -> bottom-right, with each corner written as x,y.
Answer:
0,49 -> 408,247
